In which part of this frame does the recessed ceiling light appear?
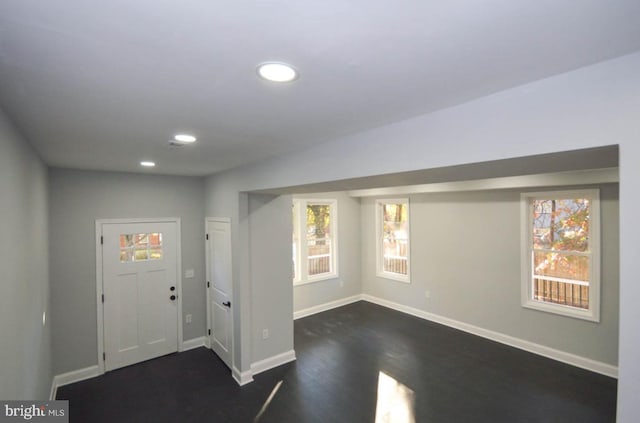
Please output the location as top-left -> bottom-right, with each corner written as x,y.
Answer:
140,161 -> 156,167
174,134 -> 197,143
257,62 -> 298,82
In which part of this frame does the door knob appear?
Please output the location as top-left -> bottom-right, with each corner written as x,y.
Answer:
170,295 -> 176,301
222,301 -> 231,308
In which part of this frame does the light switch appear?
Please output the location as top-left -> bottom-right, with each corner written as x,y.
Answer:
185,269 -> 195,278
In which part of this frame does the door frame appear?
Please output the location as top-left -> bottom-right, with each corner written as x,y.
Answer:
205,217 -> 234,371
95,217 -> 183,375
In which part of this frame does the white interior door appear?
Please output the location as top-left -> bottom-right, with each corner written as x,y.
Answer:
102,221 -> 179,371
207,219 -> 233,368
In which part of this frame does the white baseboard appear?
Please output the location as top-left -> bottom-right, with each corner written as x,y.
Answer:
294,295 -> 363,320
51,337 -> 206,398
50,365 -> 101,400
251,350 -> 297,376
231,350 -> 296,386
182,336 -> 207,352
233,366 -> 254,386
361,294 -> 618,378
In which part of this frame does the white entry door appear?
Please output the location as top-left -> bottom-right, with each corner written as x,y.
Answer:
206,219 -> 233,368
101,221 -> 179,371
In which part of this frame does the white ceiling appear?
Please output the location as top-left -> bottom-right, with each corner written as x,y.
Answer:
0,1 -> 639,176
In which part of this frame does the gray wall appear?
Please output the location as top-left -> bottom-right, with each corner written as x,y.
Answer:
49,168 -> 206,374
204,52 -> 639,419
0,110 -> 51,399
249,194 -> 294,362
361,185 -> 619,365
293,192 -> 361,312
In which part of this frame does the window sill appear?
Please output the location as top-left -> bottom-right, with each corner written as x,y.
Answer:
522,299 -> 599,322
376,271 -> 410,284
294,273 -> 339,286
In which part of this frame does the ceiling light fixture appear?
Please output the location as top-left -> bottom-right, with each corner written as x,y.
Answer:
140,161 -> 156,167
257,62 -> 298,82
174,134 -> 197,143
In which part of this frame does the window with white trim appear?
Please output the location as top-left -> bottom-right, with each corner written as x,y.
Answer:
521,190 -> 600,321
292,199 -> 338,284
376,199 -> 410,283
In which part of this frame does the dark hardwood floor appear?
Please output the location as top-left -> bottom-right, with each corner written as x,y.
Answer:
57,301 -> 617,422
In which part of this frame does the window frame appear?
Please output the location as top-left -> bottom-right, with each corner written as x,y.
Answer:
375,198 -> 411,283
292,199 -> 339,285
520,189 -> 600,322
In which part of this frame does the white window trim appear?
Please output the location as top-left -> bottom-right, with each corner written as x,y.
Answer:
292,200 -> 302,284
520,189 -> 600,322
293,199 -> 339,285
376,198 -> 411,283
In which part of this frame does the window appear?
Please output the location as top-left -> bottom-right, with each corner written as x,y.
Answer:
521,190 -> 600,321
120,233 -> 163,262
292,199 -> 338,284
376,199 -> 410,282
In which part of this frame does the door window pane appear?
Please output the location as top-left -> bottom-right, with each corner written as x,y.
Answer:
120,233 -> 163,262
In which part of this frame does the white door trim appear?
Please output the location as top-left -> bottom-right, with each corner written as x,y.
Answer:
95,218 -> 183,375
205,217 -> 234,371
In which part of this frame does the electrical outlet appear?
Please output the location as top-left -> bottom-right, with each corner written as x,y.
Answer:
340,280 -> 344,287
262,329 -> 269,340
425,290 -> 431,299
186,314 -> 192,323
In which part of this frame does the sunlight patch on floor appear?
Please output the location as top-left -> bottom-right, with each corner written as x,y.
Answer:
254,380 -> 284,422
375,371 -> 416,423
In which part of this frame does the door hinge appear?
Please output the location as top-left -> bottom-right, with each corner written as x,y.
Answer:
208,329 -> 211,336
100,235 -> 104,245
207,281 -> 210,288
103,352 -> 106,361
102,294 -> 104,303
206,233 -> 209,240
